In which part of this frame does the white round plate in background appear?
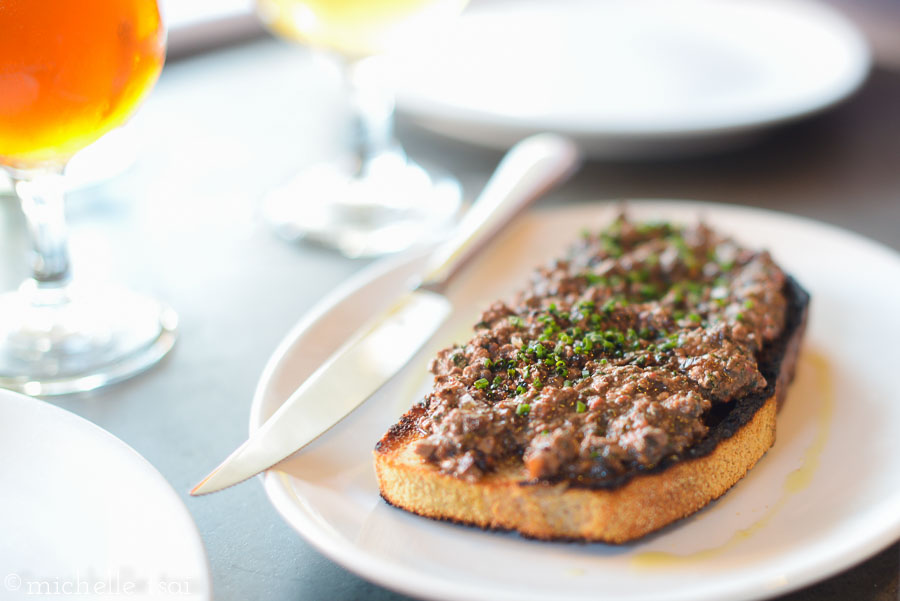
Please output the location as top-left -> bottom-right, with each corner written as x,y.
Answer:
0,390 -> 211,601
389,0 -> 871,158
251,201 -> 900,601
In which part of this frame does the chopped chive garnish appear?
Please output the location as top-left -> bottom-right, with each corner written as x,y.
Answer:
473,378 -> 489,389
576,401 -> 587,413
516,403 -> 531,416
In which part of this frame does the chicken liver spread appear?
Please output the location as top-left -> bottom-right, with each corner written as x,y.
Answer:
412,216 -> 788,483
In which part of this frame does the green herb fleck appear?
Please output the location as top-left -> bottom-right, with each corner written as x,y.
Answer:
584,273 -> 608,286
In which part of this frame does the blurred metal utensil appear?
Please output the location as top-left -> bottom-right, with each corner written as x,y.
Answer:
191,134 -> 581,495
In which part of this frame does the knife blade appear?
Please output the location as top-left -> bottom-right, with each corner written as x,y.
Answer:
191,134 -> 581,495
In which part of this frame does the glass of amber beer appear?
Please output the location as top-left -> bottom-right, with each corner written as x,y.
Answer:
257,0 -> 469,257
0,0 -> 175,395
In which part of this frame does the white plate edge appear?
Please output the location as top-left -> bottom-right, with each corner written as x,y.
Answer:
0,390 -> 213,601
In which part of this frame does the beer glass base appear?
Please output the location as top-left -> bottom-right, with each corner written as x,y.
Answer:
263,153 -> 461,258
0,282 -> 177,396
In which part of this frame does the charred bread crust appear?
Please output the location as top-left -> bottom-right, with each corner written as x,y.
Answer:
374,277 -> 809,543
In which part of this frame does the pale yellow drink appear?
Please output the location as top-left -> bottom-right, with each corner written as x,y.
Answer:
257,0 -> 468,57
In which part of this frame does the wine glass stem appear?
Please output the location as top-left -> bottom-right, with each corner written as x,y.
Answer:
345,56 -> 401,175
11,167 -> 72,285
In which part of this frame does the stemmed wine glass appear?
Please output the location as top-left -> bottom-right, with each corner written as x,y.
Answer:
0,0 -> 176,395
256,0 -> 470,258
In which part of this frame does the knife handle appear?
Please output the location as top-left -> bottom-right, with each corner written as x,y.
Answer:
419,134 -> 582,292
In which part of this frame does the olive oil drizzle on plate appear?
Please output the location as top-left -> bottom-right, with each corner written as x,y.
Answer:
631,350 -> 834,568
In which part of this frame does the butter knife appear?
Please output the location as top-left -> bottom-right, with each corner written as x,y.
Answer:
191,134 -> 581,495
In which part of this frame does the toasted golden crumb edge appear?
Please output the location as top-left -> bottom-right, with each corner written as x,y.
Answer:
374,395 -> 774,543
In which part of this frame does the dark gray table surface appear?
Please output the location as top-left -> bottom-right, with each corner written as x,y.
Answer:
1,37 -> 897,601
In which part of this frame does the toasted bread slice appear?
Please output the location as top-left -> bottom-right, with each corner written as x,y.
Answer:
374,278 -> 808,543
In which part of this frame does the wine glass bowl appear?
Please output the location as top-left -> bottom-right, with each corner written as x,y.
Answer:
256,0 -> 469,58
255,0 -> 470,258
0,0 -> 176,395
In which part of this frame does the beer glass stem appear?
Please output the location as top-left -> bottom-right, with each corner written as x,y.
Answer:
0,165 -> 177,395
12,167 -> 72,286
346,56 -> 401,174
261,54 -> 460,258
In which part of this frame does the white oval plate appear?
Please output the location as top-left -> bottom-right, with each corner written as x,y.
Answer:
252,201 -> 900,601
0,390 -> 211,601
388,0 -> 870,158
